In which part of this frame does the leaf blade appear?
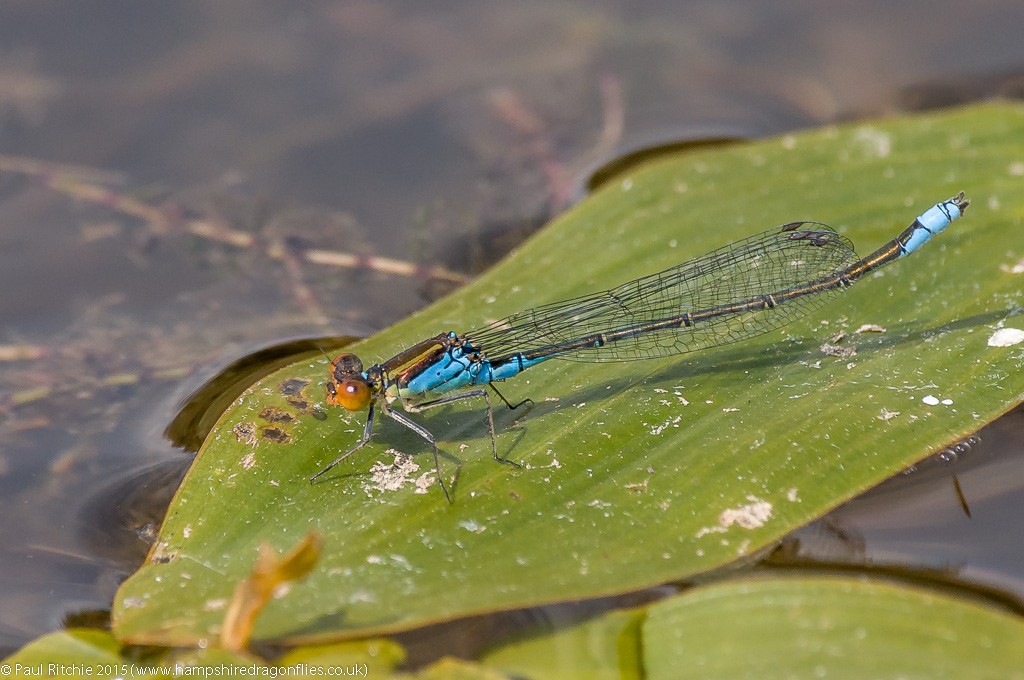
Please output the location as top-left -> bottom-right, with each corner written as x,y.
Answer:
114,101 -> 1024,645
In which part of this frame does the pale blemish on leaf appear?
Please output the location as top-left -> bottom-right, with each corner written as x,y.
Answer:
696,496 -> 773,538
988,327 -> 1024,347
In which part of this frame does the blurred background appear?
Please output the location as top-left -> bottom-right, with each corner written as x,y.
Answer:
1,0 -> 1022,656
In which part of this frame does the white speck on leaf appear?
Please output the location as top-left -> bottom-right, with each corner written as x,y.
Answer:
696,496 -> 773,537
988,327 -> 1024,347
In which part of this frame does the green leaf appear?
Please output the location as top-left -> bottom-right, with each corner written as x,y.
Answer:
396,657 -> 513,679
643,576 -> 1024,679
481,607 -> 643,680
114,102 -> 1024,645
473,575 -> 1024,679
276,638 -> 406,675
3,630 -> 125,675
1,629 -> 263,678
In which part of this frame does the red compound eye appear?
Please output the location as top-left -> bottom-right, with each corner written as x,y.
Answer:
327,377 -> 372,411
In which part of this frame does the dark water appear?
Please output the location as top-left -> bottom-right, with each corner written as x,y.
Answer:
1,0 -> 1022,657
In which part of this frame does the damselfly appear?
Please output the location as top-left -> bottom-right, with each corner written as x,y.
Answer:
312,193 -> 969,500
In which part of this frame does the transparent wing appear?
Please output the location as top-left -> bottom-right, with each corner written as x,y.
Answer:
465,223 -> 858,363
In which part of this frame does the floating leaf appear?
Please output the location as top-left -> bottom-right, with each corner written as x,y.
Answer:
643,575 -> 1024,679
481,607 -> 643,679
277,638 -> 406,675
2,629 -> 262,678
114,102 -> 1024,645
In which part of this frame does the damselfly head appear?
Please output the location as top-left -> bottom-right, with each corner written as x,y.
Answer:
326,353 -> 372,411
330,353 -> 364,376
